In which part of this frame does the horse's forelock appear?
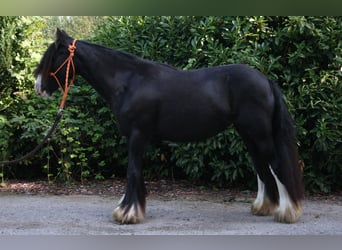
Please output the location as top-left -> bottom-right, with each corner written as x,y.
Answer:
34,43 -> 57,81
35,29 -> 74,80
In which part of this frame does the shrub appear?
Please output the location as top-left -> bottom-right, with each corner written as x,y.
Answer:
93,16 -> 341,191
1,16 -> 341,192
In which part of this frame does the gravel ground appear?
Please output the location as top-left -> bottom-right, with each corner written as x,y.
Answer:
0,180 -> 341,235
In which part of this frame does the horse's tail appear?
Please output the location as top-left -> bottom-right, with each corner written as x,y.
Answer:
269,79 -> 304,207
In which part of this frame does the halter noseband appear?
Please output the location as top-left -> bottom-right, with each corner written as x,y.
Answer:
50,39 -> 77,109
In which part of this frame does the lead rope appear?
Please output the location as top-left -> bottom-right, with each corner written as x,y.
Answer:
0,39 -> 77,166
0,110 -> 63,166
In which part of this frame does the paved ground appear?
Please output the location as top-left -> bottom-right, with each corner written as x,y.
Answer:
0,192 -> 341,235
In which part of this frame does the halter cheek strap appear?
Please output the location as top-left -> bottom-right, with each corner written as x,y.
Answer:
50,39 -> 77,109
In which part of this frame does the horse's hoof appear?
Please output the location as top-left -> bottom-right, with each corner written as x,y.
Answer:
251,196 -> 277,216
113,204 -> 145,224
273,202 -> 302,224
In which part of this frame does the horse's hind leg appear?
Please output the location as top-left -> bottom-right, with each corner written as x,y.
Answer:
268,165 -> 302,223
252,173 -> 278,216
237,120 -> 302,223
235,119 -> 279,217
113,129 -> 147,224
248,143 -> 279,217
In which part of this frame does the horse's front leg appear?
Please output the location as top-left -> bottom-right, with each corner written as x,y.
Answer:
113,129 -> 147,224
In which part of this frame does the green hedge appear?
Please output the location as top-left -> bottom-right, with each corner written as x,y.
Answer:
1,17 -> 341,192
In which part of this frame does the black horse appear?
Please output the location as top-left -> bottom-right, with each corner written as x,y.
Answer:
34,29 -> 304,224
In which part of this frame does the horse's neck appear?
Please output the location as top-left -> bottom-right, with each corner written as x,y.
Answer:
75,42 -> 135,102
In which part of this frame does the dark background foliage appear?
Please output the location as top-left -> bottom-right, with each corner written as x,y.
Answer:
1,16 -> 341,192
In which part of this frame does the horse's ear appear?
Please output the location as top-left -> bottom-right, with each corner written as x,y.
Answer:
55,28 -> 71,48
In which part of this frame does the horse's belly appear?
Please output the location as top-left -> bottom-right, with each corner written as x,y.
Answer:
156,109 -> 230,142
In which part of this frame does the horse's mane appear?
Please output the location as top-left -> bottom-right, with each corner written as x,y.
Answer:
35,40 -> 180,82
85,41 -> 180,71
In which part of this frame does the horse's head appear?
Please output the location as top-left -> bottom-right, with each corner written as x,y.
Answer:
34,28 -> 75,97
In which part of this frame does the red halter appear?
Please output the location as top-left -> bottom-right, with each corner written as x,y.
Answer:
50,39 -> 77,109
